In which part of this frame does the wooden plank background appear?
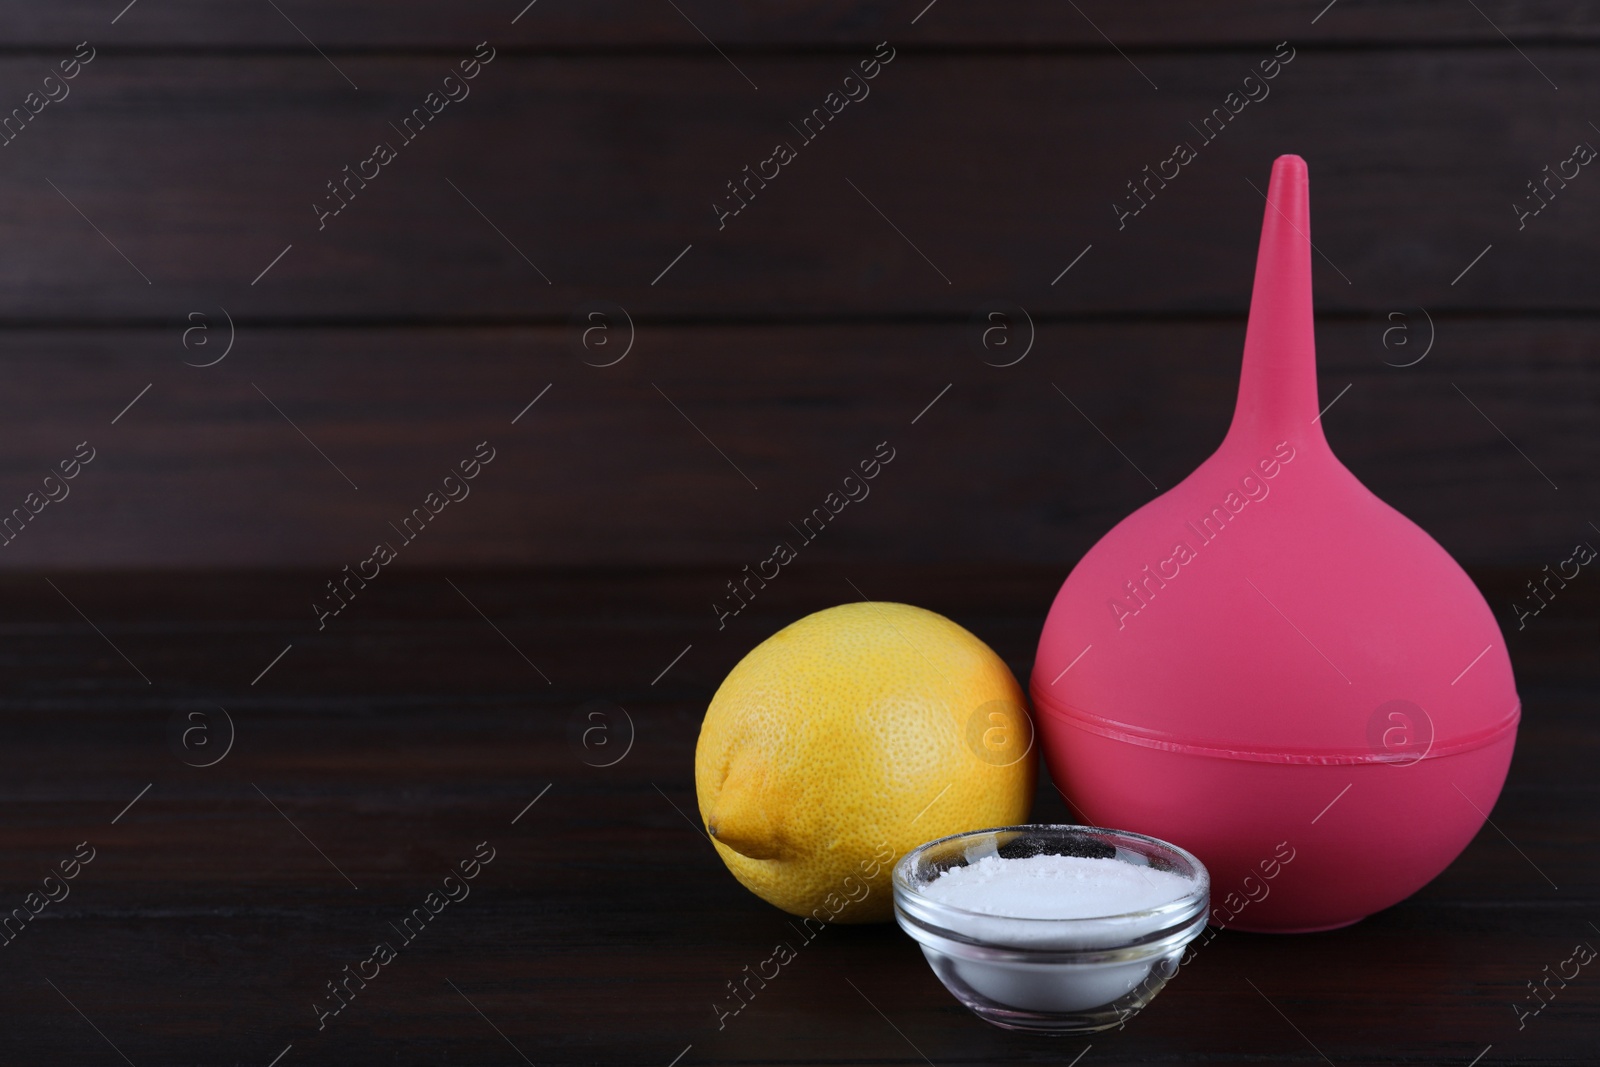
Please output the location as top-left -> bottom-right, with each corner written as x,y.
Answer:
0,8 -> 1595,1063
0,2 -> 1592,570
6,1 -> 1600,46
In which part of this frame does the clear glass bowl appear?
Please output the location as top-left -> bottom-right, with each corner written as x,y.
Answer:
892,824 -> 1209,1034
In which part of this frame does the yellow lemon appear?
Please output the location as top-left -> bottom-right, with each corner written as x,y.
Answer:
694,601 -> 1035,923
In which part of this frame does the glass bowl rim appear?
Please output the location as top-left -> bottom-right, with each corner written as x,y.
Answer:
892,822 -> 1210,930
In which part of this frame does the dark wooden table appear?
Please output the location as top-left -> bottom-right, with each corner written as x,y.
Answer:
1,565 -> 1592,1066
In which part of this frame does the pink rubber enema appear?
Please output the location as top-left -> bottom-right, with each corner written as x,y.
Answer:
1031,155 -> 1519,933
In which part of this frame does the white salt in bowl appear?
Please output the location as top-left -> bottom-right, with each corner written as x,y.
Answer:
893,824 -> 1208,1034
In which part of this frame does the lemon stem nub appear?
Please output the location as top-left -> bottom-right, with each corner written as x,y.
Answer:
705,776 -> 786,860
